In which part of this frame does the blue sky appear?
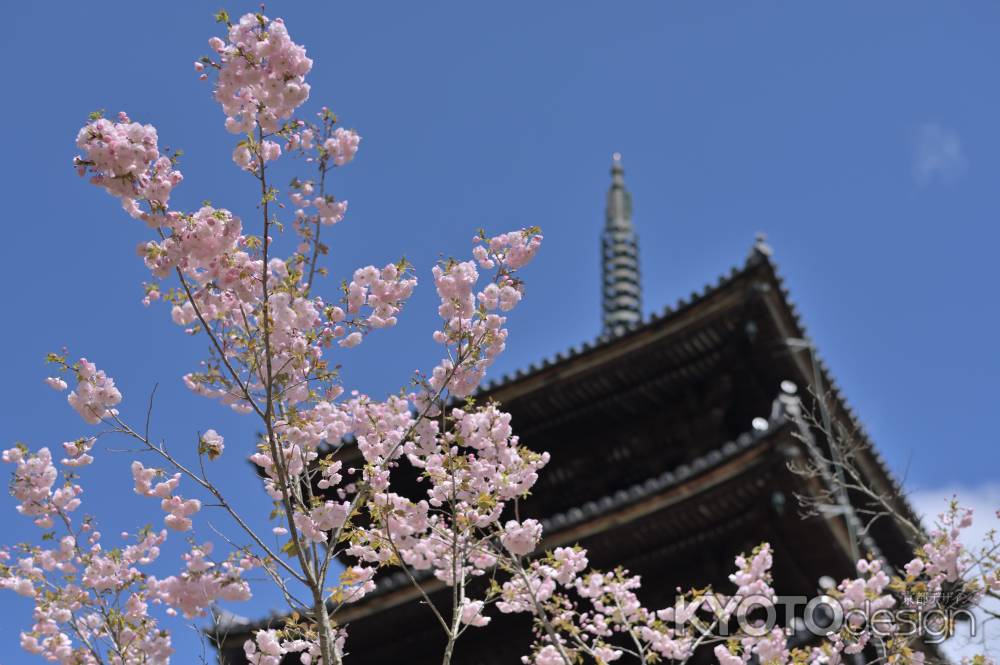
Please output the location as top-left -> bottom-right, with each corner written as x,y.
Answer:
2,1 -> 998,661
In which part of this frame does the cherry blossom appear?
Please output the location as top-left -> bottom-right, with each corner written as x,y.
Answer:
66,358 -> 122,425
323,127 -> 361,166
205,13 -> 312,135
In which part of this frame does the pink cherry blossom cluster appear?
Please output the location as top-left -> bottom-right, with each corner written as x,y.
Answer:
140,206 -> 244,281
285,118 -> 361,236
74,112 -> 183,225
314,196 -> 348,225
232,138 -> 283,172
147,542 -> 253,619
13,528 -> 176,663
823,558 -> 896,657
1,428 -> 183,663
286,125 -> 315,152
72,20 -> 384,438
45,376 -> 68,391
67,358 -> 122,425
495,537 -> 925,665
244,629 -> 293,665
244,627 -> 345,665
290,180 -> 348,227
61,437 -> 96,467
200,428 -> 225,459
494,547 -> 664,664
715,628 -> 790,665
904,500 -> 972,600
205,13 -> 312,136
131,461 -> 201,531
194,219 -> 547,656
324,127 -> 361,166
338,403 -> 550,593
1,369 -> 260,663
294,499 -> 352,543
0,534 -> 76,599
206,222 -> 545,637
345,262 -> 418,333
176,255 -> 415,412
425,228 -> 543,399
729,543 -> 776,607
472,227 -> 544,271
2,446 -> 61,528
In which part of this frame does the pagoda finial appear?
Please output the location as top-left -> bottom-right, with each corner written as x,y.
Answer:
747,231 -> 773,264
601,153 -> 642,335
605,153 -> 631,229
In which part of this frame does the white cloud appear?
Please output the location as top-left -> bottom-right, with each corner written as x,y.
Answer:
908,482 -> 1000,661
909,482 -> 1000,547
912,123 -> 967,186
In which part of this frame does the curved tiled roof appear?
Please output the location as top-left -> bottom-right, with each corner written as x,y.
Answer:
479,249 -> 750,395
476,236 -> 919,537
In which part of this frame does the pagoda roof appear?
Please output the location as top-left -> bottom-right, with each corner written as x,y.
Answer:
472,237 -> 918,541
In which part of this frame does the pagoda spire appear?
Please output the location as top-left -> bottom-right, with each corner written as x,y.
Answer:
601,153 -> 642,334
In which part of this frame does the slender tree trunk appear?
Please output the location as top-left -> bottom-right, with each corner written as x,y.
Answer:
314,592 -> 341,665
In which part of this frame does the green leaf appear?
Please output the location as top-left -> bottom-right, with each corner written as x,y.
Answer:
281,539 -> 300,558
45,352 -> 67,365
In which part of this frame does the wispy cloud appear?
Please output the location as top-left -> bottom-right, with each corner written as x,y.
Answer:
912,122 -> 967,186
909,482 -> 1000,545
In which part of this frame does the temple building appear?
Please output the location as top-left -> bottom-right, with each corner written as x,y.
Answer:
214,157 -> 921,664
